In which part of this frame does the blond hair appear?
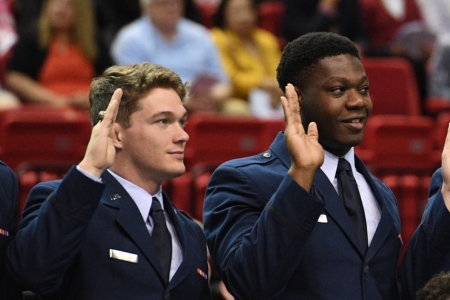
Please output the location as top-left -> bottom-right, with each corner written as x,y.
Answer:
89,63 -> 189,127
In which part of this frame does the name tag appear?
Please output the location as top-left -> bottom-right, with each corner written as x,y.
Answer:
317,214 -> 328,223
109,249 -> 138,263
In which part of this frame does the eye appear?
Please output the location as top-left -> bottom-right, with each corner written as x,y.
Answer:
359,85 -> 370,94
157,119 -> 168,124
331,87 -> 345,94
179,118 -> 187,128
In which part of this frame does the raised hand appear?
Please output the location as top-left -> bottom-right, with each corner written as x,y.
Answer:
78,89 -> 123,178
441,123 -> 450,211
280,84 -> 324,191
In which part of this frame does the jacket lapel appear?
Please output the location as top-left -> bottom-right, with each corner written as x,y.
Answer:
100,171 -> 166,284
270,133 -> 369,256
163,193 -> 196,289
314,169 -> 364,255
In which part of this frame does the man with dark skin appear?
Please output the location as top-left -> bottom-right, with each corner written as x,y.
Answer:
203,32 -> 450,299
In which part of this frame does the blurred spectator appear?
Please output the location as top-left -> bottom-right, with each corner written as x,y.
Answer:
210,0 -> 283,117
360,0 -> 432,103
416,0 -> 450,100
0,87 -> 20,110
94,0 -> 204,46
416,271 -> 450,300
280,0 -> 367,49
0,0 -> 16,58
13,0 -> 202,47
0,0 -> 20,110
6,0 -> 112,110
111,0 -> 232,113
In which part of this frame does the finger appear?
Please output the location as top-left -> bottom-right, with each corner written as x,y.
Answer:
280,95 -> 289,123
285,84 -> 300,119
281,84 -> 296,125
442,123 -> 450,166
102,89 -> 123,126
444,123 -> 450,151
307,122 -> 319,142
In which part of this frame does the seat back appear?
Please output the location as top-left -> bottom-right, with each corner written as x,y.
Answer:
184,113 -> 277,171
362,57 -> 421,116
0,107 -> 92,172
355,115 -> 437,174
257,0 -> 285,46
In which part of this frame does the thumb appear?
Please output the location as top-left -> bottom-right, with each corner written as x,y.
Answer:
307,122 -> 319,142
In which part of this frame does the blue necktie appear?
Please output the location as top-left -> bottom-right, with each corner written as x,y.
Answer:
150,197 -> 172,285
336,158 -> 368,255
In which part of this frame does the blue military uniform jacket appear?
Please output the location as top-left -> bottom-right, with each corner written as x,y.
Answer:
204,132 -> 450,300
7,167 -> 210,300
0,161 -> 21,300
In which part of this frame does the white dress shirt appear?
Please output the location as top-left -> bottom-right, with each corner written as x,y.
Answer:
76,166 -> 183,281
320,148 -> 381,246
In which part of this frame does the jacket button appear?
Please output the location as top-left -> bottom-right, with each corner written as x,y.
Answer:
364,265 -> 369,274
165,292 -> 170,299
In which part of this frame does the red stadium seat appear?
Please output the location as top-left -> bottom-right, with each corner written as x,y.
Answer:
425,96 -> 450,116
355,115 -> 437,175
162,172 -> 193,216
184,112 -> 276,171
191,168 -> 213,221
17,163 -> 72,217
362,57 -> 421,116
379,173 -> 431,257
0,107 -> 92,172
257,1 -> 286,47
195,2 -> 217,29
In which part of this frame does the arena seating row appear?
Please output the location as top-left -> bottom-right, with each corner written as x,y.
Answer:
0,106 -> 446,219
1,56 -> 449,254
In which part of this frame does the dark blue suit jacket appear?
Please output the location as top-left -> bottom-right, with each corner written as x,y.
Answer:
204,133 -> 450,300
399,168 -> 450,300
7,167 -> 210,300
0,161 -> 21,300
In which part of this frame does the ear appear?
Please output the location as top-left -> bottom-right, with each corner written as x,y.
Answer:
294,86 -> 303,106
112,122 -> 124,149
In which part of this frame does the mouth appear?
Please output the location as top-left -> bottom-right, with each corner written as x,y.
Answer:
341,117 -> 365,130
169,151 -> 184,159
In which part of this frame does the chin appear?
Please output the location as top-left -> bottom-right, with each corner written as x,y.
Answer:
170,166 -> 186,178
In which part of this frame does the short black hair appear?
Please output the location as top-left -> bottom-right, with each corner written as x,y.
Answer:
276,32 -> 360,92
416,271 -> 450,300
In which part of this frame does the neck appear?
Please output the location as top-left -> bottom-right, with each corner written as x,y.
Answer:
53,29 -> 73,43
109,164 -> 162,195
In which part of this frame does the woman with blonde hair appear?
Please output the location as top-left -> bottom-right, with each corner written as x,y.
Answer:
6,0 -> 112,109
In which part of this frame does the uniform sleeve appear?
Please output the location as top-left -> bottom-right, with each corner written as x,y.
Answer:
6,166 -> 105,296
0,161 -> 21,299
399,168 -> 450,300
203,164 -> 324,300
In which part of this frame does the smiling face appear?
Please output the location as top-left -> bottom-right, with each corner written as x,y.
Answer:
299,54 -> 372,157
112,87 -> 189,192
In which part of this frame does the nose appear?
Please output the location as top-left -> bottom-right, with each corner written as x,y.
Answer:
175,124 -> 189,144
346,89 -> 367,109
